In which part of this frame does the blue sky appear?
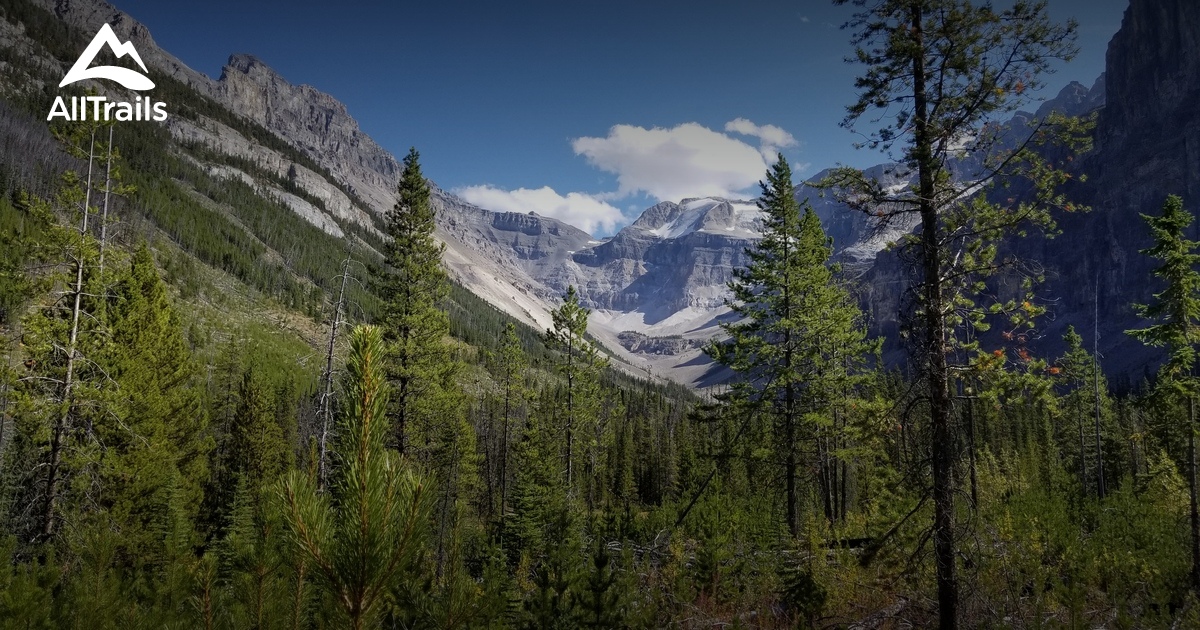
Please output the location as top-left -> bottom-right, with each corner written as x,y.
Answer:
115,0 -> 1128,236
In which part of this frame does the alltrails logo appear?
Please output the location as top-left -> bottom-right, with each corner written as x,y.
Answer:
47,24 -> 168,122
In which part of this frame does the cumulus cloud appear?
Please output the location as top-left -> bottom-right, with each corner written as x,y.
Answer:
724,117 -> 799,162
455,185 -> 626,235
458,119 -> 801,234
571,120 -> 798,202
799,14 -> 811,22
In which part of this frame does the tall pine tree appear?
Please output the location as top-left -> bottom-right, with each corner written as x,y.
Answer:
96,245 -> 210,566
278,325 -> 432,630
546,286 -> 607,502
707,154 -> 873,536
378,147 -> 455,456
1126,194 -> 1200,591
829,2 -> 1087,623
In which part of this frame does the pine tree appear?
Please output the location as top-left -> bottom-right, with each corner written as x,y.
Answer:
829,2 -> 1087,624
545,286 -> 607,500
707,154 -> 873,536
375,150 -> 473,574
24,119 -> 112,540
95,245 -> 209,565
1054,325 -> 1113,500
229,367 -> 292,497
1126,194 -> 1200,591
278,325 -> 432,630
378,147 -> 454,456
521,503 -> 582,630
578,536 -> 629,628
496,322 -> 528,525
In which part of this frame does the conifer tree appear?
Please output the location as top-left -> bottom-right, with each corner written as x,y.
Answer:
496,322 -> 528,524
278,325 -> 432,630
1054,325 -> 1113,500
521,504 -> 583,629
707,154 -> 873,536
222,480 -> 294,630
229,367 -> 292,497
829,2 -> 1087,624
1126,194 -> 1200,590
546,286 -> 607,499
378,147 -> 455,456
96,245 -> 209,563
26,120 -> 110,540
11,126 -> 130,541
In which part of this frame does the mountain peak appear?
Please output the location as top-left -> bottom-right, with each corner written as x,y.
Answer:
627,197 -> 761,240
224,53 -> 269,74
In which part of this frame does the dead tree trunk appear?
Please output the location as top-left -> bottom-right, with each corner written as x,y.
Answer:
317,254 -> 352,490
42,127 -> 97,539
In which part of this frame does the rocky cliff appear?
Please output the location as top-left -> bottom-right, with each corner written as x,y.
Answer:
1016,0 -> 1200,383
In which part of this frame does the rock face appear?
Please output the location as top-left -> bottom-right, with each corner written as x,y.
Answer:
216,54 -> 401,215
1011,0 -> 1200,383
571,198 -> 760,313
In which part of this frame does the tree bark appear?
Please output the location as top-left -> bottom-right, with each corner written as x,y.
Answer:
1092,290 -> 1106,499
1077,399 -> 1088,496
910,6 -> 958,627
98,125 -> 113,273
42,127 -> 96,539
966,389 -> 978,510
1190,396 -> 1199,591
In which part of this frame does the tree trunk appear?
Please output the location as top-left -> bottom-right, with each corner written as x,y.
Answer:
966,390 -> 978,510
910,6 -> 957,626
500,372 -> 512,527
1077,399 -> 1088,497
786,430 -> 798,537
98,125 -> 113,273
566,335 -> 574,491
42,127 -> 97,539
1093,285 -> 1106,499
1190,396 -> 1199,591
318,255 -> 351,489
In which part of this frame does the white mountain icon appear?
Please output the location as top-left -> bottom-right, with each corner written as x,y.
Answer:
59,23 -> 155,91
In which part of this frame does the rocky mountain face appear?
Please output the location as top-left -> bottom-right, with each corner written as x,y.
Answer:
1024,0 -> 1200,383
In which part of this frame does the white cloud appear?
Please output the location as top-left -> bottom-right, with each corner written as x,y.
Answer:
799,15 -> 811,23
724,117 -> 799,162
455,185 -> 626,235
571,120 -> 798,202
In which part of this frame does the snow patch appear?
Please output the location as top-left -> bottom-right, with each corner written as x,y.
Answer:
647,198 -> 718,239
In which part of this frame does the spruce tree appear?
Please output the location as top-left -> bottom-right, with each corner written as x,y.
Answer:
1126,194 -> 1200,591
229,367 -> 292,495
707,154 -> 873,536
546,286 -> 607,499
378,147 -> 454,456
496,322 -> 528,525
1054,325 -> 1113,500
97,245 -> 209,565
16,149 -> 110,541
